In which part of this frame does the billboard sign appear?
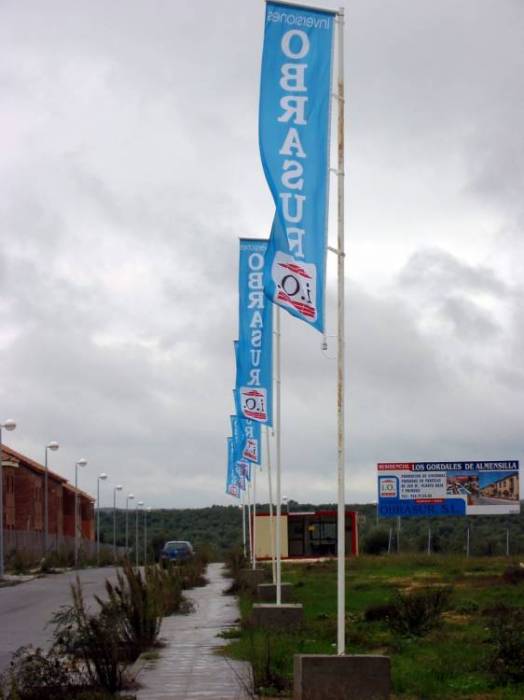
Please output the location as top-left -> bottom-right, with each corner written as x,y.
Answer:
378,461 -> 520,517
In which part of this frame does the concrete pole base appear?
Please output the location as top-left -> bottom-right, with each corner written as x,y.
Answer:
240,568 -> 268,589
293,654 -> 391,700
257,582 -> 294,602
251,603 -> 304,630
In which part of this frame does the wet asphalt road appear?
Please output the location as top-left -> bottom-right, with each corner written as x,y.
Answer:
0,567 -> 118,674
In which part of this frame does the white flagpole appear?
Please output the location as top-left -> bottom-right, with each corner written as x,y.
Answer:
247,481 -> 253,566
336,6 -> 346,656
252,464 -> 257,570
266,425 -> 276,583
275,305 -> 282,605
242,492 -> 247,558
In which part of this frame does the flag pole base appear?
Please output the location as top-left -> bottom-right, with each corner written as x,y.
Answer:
251,603 -> 303,630
293,654 -> 391,700
257,582 -> 294,602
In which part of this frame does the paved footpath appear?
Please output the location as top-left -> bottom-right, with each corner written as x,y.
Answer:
135,562 -> 252,700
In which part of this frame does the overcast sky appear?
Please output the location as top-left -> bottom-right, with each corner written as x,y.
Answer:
1,0 -> 523,508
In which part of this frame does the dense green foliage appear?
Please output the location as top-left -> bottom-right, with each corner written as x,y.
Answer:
97,505 -> 243,559
97,500 -> 524,560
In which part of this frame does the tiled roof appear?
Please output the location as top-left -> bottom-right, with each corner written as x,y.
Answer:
1,444 -> 94,502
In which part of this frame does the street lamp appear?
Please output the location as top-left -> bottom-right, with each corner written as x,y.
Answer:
125,494 -> 134,553
113,484 -> 123,562
96,473 -> 108,565
144,507 -> 151,565
136,501 -> 144,567
44,441 -> 59,556
74,458 -> 87,568
0,419 -> 16,579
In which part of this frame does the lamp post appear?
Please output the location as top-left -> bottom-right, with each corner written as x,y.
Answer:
0,419 -> 17,579
113,485 -> 123,562
144,507 -> 151,565
96,473 -> 108,565
44,441 -> 59,557
125,494 -> 134,554
136,501 -> 144,567
74,458 -> 87,568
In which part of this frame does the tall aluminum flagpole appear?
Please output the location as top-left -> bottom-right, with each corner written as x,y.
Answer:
266,425 -> 276,584
275,305 -> 282,605
252,464 -> 257,570
336,6 -> 346,656
241,491 -> 247,557
247,481 -> 253,565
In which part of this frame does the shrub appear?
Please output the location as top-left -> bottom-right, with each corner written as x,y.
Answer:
224,546 -> 249,594
387,586 -> 452,637
0,645 -> 81,699
6,550 -> 35,575
245,629 -> 292,696
362,528 -> 390,555
502,564 -> 524,585
486,604 -> 524,682
52,578 -> 129,693
453,599 -> 479,614
39,547 -> 74,573
155,564 -> 185,615
178,555 -> 208,589
98,547 -> 115,567
224,546 -> 248,579
363,602 -> 398,622
101,562 -> 164,657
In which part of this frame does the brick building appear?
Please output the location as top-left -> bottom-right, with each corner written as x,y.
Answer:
1,444 -> 94,559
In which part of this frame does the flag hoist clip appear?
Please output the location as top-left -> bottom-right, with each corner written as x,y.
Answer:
321,334 -> 336,359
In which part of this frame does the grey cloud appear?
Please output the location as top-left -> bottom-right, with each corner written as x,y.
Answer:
398,248 -> 507,297
439,296 -> 501,341
1,0 -> 523,508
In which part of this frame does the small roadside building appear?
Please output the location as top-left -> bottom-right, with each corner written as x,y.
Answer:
254,508 -> 359,559
1,444 -> 95,559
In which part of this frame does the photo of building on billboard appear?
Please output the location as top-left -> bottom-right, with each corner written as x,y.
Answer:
378,461 -> 520,518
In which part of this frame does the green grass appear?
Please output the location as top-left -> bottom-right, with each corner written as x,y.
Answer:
224,555 -> 524,698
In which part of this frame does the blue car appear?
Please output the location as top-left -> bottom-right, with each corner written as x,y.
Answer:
160,540 -> 194,564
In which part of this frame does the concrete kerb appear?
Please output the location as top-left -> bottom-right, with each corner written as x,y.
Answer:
251,603 -> 304,630
293,654 -> 391,700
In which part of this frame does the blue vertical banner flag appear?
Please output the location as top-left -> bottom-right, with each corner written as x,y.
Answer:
231,400 -> 263,465
242,419 -> 262,464
236,239 -> 273,425
226,438 -> 240,498
259,2 -> 335,332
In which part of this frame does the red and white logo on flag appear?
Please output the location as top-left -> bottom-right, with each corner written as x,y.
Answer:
243,438 -> 258,462
240,387 -> 267,422
272,253 -> 317,321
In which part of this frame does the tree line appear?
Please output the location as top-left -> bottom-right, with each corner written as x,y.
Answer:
97,501 -> 524,559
